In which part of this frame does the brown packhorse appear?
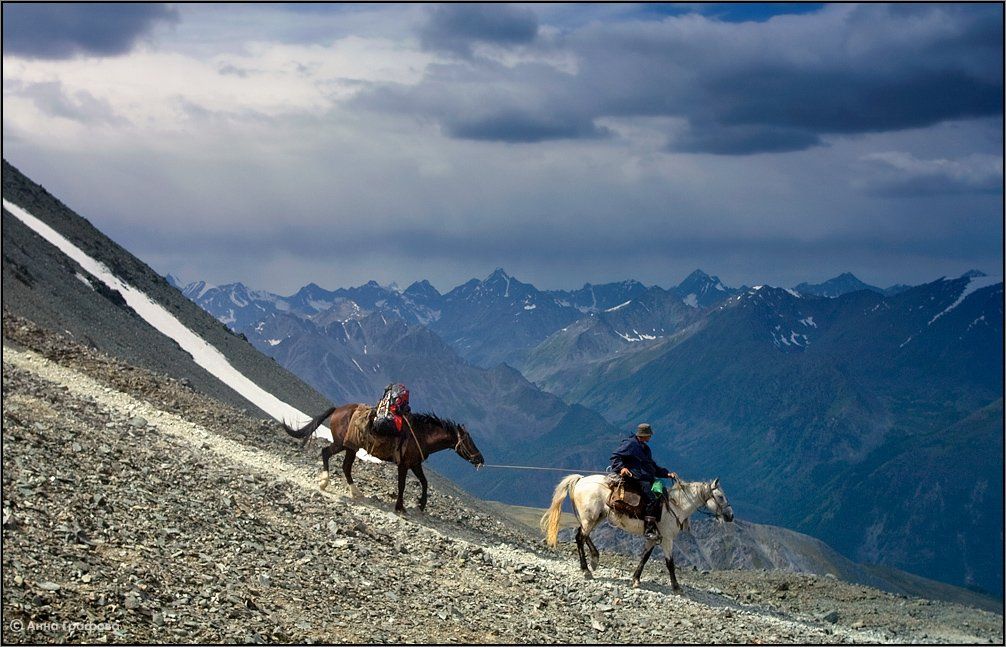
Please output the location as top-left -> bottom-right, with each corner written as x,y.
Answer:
283,404 -> 484,512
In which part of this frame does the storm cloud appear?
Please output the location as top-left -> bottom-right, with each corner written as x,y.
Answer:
418,4 -> 539,56
358,4 -> 1003,154
2,3 -> 177,59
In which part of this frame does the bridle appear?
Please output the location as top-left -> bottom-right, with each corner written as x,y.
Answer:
452,425 -> 481,464
703,482 -> 733,521
674,480 -> 732,521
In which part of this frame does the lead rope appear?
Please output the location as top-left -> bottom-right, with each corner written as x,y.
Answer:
478,464 -> 608,475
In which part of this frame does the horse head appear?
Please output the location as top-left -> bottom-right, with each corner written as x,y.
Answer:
704,477 -> 734,523
453,423 -> 484,469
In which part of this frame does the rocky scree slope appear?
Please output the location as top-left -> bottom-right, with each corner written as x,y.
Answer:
2,320 -> 1002,644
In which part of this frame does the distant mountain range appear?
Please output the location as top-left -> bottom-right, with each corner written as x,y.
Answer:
167,269 -> 689,372
169,268 -> 923,372
174,266 -> 1003,597
169,268 -> 747,369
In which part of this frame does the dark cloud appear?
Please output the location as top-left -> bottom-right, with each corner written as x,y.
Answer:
362,4 -> 1003,154
668,123 -> 823,155
2,3 -> 177,59
355,60 -> 607,143
444,108 -> 609,143
706,68 -> 1002,134
698,3 -> 826,23
418,4 -> 538,56
663,67 -> 1001,153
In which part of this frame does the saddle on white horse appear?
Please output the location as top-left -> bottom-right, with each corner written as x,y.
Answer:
606,476 -> 651,519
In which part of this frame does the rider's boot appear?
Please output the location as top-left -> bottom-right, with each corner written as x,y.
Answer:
643,516 -> 660,540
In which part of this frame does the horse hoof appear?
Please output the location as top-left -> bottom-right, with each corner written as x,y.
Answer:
318,473 -> 330,491
348,484 -> 362,499
583,571 -> 593,580
632,579 -> 640,589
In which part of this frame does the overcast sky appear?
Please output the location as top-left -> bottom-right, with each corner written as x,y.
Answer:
3,3 -> 1002,294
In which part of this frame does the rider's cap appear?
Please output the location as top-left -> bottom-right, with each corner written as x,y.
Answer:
636,423 -> 653,437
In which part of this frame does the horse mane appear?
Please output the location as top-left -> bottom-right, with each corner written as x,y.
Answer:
668,479 -> 708,508
411,411 -> 463,436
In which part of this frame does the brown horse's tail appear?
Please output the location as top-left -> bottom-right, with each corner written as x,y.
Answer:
540,474 -> 583,548
282,407 -> 336,445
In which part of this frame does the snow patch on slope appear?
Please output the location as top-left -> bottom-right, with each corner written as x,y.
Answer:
616,329 -> 658,342
928,275 -> 1001,326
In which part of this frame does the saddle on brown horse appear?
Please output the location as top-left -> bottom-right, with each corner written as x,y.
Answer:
345,405 -> 406,463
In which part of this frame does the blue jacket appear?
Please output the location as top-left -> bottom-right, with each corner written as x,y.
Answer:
610,436 -> 671,485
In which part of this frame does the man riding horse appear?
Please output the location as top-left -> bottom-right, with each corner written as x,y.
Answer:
610,423 -> 678,540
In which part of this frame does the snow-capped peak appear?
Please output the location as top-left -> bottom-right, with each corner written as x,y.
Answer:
483,268 -> 515,298
487,267 -> 510,281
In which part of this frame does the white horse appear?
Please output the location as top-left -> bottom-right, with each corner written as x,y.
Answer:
541,475 -> 734,590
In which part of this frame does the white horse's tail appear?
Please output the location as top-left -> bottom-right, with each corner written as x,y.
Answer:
540,474 -> 583,548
